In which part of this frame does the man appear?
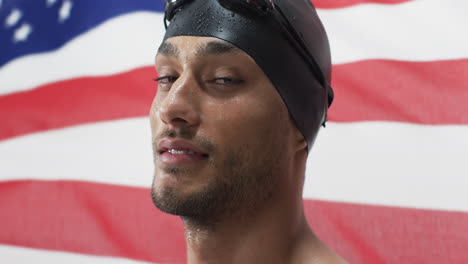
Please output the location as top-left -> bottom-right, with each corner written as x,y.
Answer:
150,0 -> 347,263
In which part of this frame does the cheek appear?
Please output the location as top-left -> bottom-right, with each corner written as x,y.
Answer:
206,94 -> 288,152
149,94 -> 164,134
149,105 -> 157,133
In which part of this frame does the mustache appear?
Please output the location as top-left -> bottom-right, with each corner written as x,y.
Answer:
152,128 -> 216,155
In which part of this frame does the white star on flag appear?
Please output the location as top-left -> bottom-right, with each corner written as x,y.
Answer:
58,0 -> 73,23
13,22 -> 32,42
5,8 -> 22,28
46,0 -> 58,8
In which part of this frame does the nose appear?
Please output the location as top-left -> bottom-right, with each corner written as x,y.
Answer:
157,75 -> 201,129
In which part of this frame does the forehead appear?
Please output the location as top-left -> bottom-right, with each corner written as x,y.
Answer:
156,36 -> 253,63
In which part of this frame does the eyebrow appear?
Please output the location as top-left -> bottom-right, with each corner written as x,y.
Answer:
195,41 -> 239,56
157,42 -> 180,57
157,40 -> 240,58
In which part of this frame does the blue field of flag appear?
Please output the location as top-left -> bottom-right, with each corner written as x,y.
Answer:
0,0 -> 164,67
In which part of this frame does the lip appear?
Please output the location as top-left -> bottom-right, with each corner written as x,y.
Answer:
157,138 -> 209,165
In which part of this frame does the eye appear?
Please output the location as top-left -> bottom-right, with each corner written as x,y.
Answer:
154,76 -> 178,84
153,75 -> 178,91
211,77 -> 244,85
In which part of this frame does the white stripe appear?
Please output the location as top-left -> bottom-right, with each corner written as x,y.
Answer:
0,118 -> 154,188
304,121 -> 468,212
319,0 -> 468,64
1,0 -> 468,96
0,245 -> 152,264
0,12 -> 164,96
0,119 -> 467,212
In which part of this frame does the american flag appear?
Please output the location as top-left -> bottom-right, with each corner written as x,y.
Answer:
1,0 -> 467,263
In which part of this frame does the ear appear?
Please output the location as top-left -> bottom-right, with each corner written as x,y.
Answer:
290,120 -> 308,152
294,132 -> 308,152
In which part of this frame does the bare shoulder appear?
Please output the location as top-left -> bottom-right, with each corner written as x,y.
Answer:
304,251 -> 349,264
292,231 -> 349,264
296,246 -> 348,264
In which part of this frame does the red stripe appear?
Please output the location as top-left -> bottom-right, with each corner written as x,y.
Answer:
0,180 -> 185,263
1,59 -> 467,141
329,59 -> 468,124
1,180 -> 468,263
312,0 -> 412,9
0,66 -> 156,141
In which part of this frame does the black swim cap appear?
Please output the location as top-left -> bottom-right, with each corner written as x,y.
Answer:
161,0 -> 333,149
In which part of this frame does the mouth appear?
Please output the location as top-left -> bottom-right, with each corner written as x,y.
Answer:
158,139 -> 209,165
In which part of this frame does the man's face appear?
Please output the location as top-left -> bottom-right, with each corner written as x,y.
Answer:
150,36 -> 296,221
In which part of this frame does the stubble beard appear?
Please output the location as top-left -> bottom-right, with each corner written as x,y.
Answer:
151,141 -> 282,229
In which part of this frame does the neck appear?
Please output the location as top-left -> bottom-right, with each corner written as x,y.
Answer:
183,159 -> 320,264
182,148 -> 347,264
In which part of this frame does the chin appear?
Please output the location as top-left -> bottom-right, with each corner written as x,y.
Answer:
151,182 -> 201,217
151,170 -> 230,219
